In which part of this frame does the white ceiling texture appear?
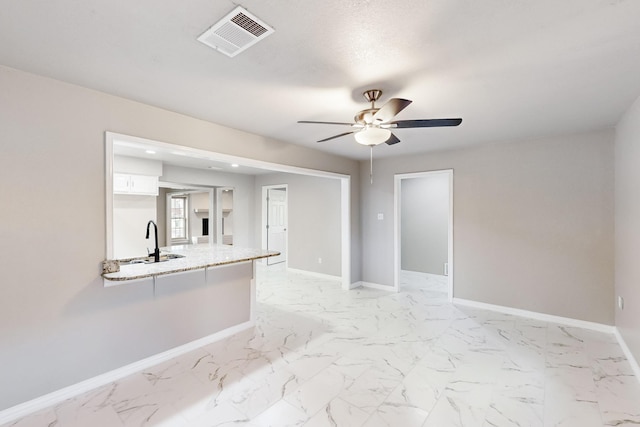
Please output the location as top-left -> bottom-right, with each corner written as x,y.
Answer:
1,0 -> 640,160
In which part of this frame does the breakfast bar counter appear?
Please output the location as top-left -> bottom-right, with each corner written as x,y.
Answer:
102,244 -> 279,284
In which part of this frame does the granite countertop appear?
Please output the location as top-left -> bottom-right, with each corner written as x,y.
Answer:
103,244 -> 279,282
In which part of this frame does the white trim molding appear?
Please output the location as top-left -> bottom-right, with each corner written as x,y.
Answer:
0,321 -> 255,425
358,281 -> 396,291
287,268 -> 341,282
453,298 -> 615,333
614,328 -> 640,383
348,281 -> 363,290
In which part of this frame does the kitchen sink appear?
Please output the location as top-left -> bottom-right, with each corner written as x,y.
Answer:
120,253 -> 185,265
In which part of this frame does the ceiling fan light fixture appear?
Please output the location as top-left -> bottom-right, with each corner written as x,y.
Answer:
297,88 -> 462,148
354,127 -> 391,146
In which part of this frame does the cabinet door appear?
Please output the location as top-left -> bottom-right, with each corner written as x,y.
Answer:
129,174 -> 158,196
113,173 -> 131,194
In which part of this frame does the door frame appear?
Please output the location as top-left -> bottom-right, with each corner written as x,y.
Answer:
394,169 -> 454,301
217,187 -> 234,245
262,184 -> 288,266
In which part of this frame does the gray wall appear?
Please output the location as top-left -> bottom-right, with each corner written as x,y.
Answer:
401,174 -> 449,275
0,65 -> 360,411
255,173 -> 342,277
614,93 -> 640,365
361,130 -> 615,324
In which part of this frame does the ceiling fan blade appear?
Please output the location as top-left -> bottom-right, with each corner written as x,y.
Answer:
385,133 -> 401,145
298,120 -> 354,126
372,98 -> 412,123
317,131 -> 355,143
391,118 -> 463,128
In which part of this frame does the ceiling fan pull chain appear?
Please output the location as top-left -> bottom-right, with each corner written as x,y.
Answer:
370,146 -> 374,184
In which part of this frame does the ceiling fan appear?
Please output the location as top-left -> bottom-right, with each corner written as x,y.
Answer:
298,89 -> 462,146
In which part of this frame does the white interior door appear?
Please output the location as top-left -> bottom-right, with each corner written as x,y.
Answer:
266,187 -> 287,265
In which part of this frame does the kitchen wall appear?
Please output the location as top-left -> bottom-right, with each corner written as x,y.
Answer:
112,195 -> 157,258
255,173 -> 342,277
0,65 -> 361,411
360,130 -> 615,325
614,93 -> 640,366
401,173 -> 450,275
112,155 -> 163,258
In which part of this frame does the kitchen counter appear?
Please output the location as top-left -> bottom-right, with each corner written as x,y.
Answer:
102,244 -> 279,283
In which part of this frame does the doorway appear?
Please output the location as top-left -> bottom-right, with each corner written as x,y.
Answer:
394,170 -> 453,300
263,185 -> 288,265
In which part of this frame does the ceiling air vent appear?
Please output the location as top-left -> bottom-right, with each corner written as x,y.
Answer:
197,6 -> 274,57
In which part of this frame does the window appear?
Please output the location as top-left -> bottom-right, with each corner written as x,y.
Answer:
171,195 -> 188,241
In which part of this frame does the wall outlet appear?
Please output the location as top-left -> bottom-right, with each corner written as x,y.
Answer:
318,257 -> 322,264
618,296 -> 624,310
377,213 -> 384,220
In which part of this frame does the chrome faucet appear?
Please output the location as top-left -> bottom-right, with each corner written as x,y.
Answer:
146,220 -> 160,262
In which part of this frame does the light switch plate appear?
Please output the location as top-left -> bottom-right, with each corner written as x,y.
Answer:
377,213 -> 384,220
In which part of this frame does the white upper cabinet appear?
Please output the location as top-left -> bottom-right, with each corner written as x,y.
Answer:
113,173 -> 158,196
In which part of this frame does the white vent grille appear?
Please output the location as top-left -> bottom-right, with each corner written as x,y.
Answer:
197,6 -> 274,57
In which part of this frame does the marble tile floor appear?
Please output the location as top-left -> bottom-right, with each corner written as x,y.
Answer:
5,266 -> 640,427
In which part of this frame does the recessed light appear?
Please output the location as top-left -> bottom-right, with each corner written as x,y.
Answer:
231,164 -> 239,168
146,150 -> 156,154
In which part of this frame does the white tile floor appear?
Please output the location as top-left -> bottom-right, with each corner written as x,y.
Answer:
5,266 -> 640,426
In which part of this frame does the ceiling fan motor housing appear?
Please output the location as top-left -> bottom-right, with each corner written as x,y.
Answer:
354,108 -> 380,125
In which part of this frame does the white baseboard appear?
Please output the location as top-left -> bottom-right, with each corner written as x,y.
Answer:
401,269 -> 446,279
0,320 -> 255,425
452,298 -> 615,334
347,281 -> 362,290
614,328 -> 640,384
286,268 -> 341,282
358,281 -> 395,291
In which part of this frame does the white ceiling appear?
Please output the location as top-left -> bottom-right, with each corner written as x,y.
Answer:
2,0 -> 640,160
113,138 -> 273,175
